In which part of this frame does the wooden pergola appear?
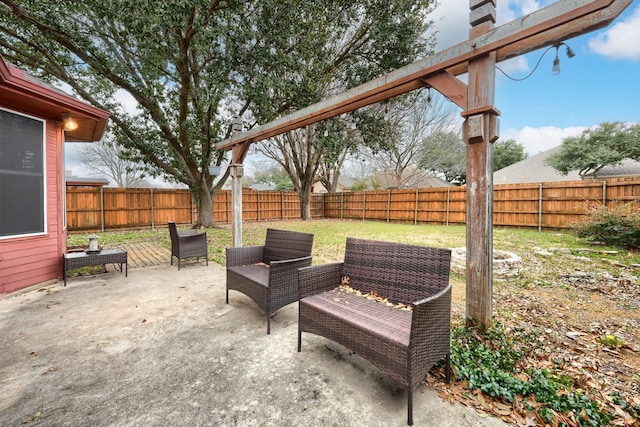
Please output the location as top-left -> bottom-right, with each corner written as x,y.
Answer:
216,0 -> 631,328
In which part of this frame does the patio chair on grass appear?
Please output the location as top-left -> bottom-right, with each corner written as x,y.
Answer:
168,221 -> 208,270
226,228 -> 314,334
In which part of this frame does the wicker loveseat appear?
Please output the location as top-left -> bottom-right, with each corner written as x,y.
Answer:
226,228 -> 314,334
297,238 -> 452,426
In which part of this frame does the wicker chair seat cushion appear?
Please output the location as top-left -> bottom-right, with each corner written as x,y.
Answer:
301,289 -> 412,347
227,264 -> 269,287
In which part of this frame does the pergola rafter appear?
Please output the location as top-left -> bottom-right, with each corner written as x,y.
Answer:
216,0 -> 631,328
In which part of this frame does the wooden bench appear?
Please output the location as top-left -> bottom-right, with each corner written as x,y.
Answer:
297,238 -> 452,426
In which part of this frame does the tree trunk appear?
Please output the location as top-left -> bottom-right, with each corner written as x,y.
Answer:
298,184 -> 312,220
193,181 -> 217,228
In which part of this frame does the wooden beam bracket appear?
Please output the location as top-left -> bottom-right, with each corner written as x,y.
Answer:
461,105 -> 501,118
230,164 -> 244,178
231,142 -> 250,164
421,71 -> 468,110
463,107 -> 500,144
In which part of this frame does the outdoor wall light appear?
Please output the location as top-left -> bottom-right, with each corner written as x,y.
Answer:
61,113 -> 78,131
552,43 -> 576,75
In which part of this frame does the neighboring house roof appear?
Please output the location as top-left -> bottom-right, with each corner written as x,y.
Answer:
336,176 -> 356,189
312,176 -> 356,193
584,158 -> 640,179
378,170 -> 453,189
65,171 -> 109,187
0,56 -> 109,142
249,183 -> 277,191
493,146 -> 640,184
410,174 -> 453,188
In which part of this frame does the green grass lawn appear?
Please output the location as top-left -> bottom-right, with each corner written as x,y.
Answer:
68,218 -> 640,267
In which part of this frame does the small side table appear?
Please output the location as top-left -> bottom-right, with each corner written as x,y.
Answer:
63,249 -> 128,286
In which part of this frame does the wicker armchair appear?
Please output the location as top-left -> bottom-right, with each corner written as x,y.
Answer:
168,221 -> 208,270
226,228 -> 314,334
297,238 -> 452,425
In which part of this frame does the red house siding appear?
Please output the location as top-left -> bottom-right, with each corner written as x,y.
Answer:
0,122 -> 65,293
0,56 -> 109,294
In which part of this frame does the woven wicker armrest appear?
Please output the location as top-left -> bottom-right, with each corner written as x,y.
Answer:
409,283 -> 452,381
178,229 -> 199,237
179,231 -> 207,243
226,245 -> 264,268
298,262 -> 344,299
269,255 -> 313,273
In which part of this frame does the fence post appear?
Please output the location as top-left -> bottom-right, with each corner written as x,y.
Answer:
341,192 -> 344,219
414,188 -> 419,225
387,190 -> 391,223
150,188 -> 155,230
602,181 -> 607,206
100,187 -> 105,232
257,191 -> 261,221
446,188 -> 450,226
538,183 -> 543,232
362,192 -> 366,221
281,192 -> 284,220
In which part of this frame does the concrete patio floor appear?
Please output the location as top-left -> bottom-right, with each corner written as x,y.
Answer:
0,256 -> 508,427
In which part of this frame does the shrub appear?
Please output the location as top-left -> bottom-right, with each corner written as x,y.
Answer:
574,202 -> 640,248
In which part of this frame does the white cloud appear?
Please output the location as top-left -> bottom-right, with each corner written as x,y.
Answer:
513,0 -> 544,16
588,6 -> 640,61
502,125 -> 585,155
427,1 -> 468,50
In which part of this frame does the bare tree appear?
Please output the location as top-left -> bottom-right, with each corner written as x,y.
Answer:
359,89 -> 460,187
419,130 -> 467,184
77,134 -> 149,188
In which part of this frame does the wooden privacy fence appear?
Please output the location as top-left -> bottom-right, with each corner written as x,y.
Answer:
66,177 -> 639,232
324,177 -> 640,229
66,188 -> 323,231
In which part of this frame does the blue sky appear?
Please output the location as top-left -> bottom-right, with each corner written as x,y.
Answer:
428,0 -> 640,155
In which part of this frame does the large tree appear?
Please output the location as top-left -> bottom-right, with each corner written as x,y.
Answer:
0,0 -> 329,226
241,0 -> 437,219
546,122 -> 640,178
493,138 -> 528,171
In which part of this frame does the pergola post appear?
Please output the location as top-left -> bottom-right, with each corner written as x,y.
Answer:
463,0 -> 500,329
230,163 -> 244,247
230,117 -> 247,247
